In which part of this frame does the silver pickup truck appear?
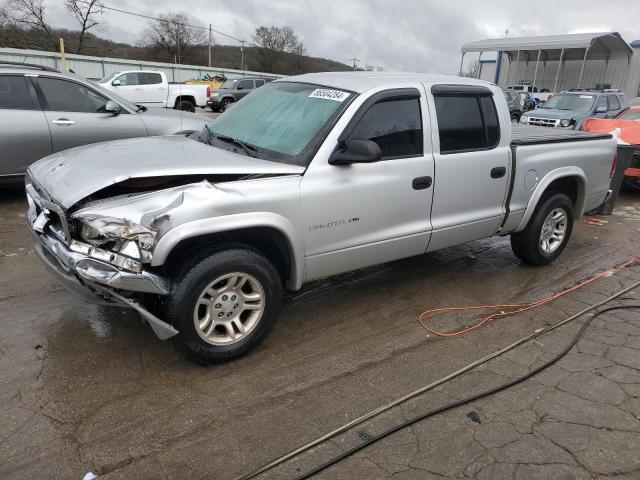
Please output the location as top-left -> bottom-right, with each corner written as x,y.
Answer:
26,73 -> 616,363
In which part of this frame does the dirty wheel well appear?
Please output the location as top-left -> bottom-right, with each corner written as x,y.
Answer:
163,228 -> 292,286
544,176 -> 581,208
174,96 -> 196,107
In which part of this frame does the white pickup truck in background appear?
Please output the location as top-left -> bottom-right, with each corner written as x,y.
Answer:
97,70 -> 210,112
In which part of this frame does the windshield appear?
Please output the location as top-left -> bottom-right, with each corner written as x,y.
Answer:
543,93 -> 595,113
205,82 -> 354,166
220,79 -> 238,89
619,108 -> 640,120
99,72 -> 120,83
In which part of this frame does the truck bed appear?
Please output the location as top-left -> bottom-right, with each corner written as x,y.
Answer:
511,124 -> 612,146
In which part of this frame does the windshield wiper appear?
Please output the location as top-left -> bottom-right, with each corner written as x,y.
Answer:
214,134 -> 258,158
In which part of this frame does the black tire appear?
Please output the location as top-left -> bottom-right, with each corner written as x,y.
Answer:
177,99 -> 196,112
166,248 -> 282,364
510,192 -> 574,266
510,112 -> 521,123
220,98 -> 233,112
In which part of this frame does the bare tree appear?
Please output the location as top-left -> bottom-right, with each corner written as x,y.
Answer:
5,0 -> 55,48
253,25 -> 303,73
65,0 -> 103,54
462,61 -> 481,78
144,13 -> 205,63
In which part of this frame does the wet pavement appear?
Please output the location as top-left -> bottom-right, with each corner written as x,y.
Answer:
2,183 -> 640,480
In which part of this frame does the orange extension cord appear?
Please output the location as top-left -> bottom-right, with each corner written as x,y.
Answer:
419,251 -> 640,337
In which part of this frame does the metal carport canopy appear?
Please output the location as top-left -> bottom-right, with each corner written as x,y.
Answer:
461,32 -> 633,61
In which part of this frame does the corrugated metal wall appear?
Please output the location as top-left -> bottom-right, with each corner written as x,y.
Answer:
494,51 -> 640,97
0,48 -> 283,82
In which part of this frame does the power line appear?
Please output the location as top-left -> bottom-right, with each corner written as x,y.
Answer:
77,0 -> 249,44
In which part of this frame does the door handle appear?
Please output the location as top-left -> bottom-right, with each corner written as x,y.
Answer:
52,119 -> 75,126
490,167 -> 506,179
412,176 -> 432,190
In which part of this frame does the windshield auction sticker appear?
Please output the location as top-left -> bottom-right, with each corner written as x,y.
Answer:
308,89 -> 350,102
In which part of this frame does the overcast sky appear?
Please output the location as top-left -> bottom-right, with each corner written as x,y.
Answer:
43,0 -> 640,73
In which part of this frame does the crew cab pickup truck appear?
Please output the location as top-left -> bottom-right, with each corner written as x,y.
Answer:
97,70 -> 210,112
26,73 -> 616,364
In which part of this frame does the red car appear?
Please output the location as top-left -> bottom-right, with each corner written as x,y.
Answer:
581,106 -> 640,189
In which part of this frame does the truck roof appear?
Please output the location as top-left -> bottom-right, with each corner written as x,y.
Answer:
278,72 -> 493,93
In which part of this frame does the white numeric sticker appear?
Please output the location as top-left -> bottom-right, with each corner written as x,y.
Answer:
308,88 -> 350,102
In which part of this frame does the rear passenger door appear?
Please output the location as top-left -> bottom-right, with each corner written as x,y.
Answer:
33,76 -> 147,153
426,84 -> 511,252
0,74 -> 52,176
140,72 -> 166,105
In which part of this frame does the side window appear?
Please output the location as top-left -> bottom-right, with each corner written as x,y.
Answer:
237,79 -> 253,90
607,95 -> 620,111
348,97 -> 423,159
0,75 -> 34,110
140,73 -> 162,85
255,79 -> 265,88
434,94 -> 500,153
37,78 -> 109,113
117,72 -> 140,86
596,96 -> 607,111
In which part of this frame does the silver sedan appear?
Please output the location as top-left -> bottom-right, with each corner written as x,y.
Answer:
0,63 -> 210,182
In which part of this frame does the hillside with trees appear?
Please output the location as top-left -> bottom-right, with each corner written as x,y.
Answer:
0,1 -> 351,74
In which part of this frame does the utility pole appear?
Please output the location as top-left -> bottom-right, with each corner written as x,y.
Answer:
240,40 -> 245,71
208,24 -> 212,67
350,57 -> 359,70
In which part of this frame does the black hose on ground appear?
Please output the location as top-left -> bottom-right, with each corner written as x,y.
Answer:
294,304 -> 640,479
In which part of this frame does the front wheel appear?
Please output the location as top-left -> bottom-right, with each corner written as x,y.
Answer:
166,248 -> 282,364
220,98 -> 234,112
510,193 -> 574,265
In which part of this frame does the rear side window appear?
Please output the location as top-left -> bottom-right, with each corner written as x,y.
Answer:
140,73 -> 162,85
348,97 -> 423,159
434,94 -> 500,153
607,95 -> 620,111
0,75 -> 34,110
237,80 -> 253,90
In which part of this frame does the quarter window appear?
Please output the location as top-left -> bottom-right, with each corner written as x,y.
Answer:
607,95 -> 620,111
140,73 -> 162,85
434,94 -> 501,153
0,75 -> 34,109
37,77 -> 109,113
255,79 -> 265,87
348,97 -> 423,159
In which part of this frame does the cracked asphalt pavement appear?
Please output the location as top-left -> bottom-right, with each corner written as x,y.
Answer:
2,183 -> 640,480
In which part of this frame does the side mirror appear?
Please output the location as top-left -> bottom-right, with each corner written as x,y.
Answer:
111,79 -> 121,86
105,100 -> 121,115
596,105 -> 607,113
329,139 -> 382,166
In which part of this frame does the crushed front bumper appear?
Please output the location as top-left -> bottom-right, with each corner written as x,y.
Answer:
26,190 -> 178,340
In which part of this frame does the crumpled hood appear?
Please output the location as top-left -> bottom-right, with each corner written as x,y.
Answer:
28,136 -> 304,208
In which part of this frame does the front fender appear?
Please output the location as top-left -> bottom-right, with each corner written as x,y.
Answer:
151,212 -> 305,290
515,167 -> 587,231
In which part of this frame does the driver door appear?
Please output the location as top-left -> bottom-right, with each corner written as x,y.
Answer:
33,76 -> 147,153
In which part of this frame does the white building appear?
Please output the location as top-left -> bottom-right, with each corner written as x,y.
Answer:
461,32 -> 640,97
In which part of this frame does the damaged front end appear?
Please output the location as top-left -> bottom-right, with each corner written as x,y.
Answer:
25,175 -> 178,340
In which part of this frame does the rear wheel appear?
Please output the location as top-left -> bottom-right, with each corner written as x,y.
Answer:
167,248 -> 282,364
177,99 -> 196,112
511,192 -> 574,265
220,98 -> 234,112
511,112 -> 521,123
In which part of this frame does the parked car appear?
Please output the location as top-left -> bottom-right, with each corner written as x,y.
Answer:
519,91 -> 537,112
503,88 -> 523,122
520,90 -> 630,129
97,70 -> 210,112
0,62 -> 209,182
581,105 -> 640,189
207,76 -> 273,112
507,85 -> 553,103
27,73 -> 616,363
